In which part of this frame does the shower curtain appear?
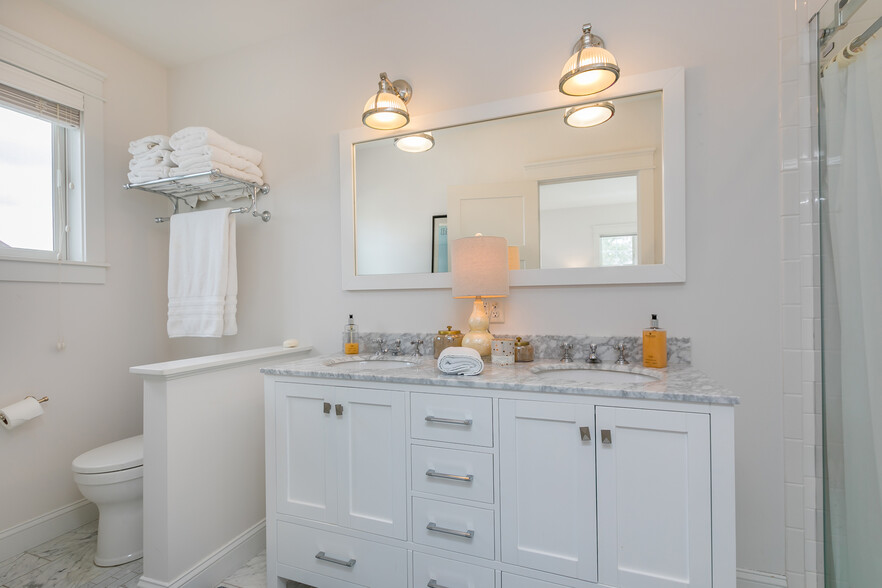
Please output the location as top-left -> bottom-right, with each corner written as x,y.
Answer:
820,33 -> 882,587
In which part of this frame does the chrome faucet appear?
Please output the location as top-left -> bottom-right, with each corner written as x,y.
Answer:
615,342 -> 629,365
390,339 -> 404,356
560,342 -> 574,363
410,339 -> 424,358
586,343 -> 601,364
372,337 -> 388,357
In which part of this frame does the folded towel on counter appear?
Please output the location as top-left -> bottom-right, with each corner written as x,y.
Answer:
167,208 -> 237,338
170,127 -> 262,165
170,145 -> 262,178
169,161 -> 263,186
129,149 -> 174,170
437,346 -> 484,376
127,166 -> 173,184
128,135 -> 171,156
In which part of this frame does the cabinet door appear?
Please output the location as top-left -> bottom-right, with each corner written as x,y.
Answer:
336,387 -> 407,539
275,382 -> 337,523
499,399 -> 597,582
596,407 -> 711,587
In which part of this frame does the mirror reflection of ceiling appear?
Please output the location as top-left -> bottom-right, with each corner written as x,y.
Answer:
354,90 -> 663,276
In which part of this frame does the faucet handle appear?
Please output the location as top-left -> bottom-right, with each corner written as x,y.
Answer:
372,337 -> 387,356
615,342 -> 629,365
411,339 -> 424,357
560,342 -> 574,363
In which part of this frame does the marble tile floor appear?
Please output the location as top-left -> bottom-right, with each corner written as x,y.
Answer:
0,521 -> 283,588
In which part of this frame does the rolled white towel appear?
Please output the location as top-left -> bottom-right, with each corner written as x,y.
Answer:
170,127 -> 262,165
169,161 -> 263,186
128,134 -> 170,155
170,145 -> 262,178
129,149 -> 174,170
437,346 -> 484,376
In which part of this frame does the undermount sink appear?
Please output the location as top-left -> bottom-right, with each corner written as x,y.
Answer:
325,357 -> 419,371
531,366 -> 659,384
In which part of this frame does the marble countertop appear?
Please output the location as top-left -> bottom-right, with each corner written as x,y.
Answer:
262,353 -> 738,406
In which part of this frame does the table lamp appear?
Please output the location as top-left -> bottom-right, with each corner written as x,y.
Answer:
451,235 -> 509,357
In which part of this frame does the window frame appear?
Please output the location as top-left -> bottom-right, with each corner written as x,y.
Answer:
0,25 -> 107,284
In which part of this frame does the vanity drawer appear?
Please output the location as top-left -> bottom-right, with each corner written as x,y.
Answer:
412,444 -> 494,504
276,521 -> 407,586
412,496 -> 495,560
501,572 -> 568,587
413,551 -> 496,588
412,392 -> 493,447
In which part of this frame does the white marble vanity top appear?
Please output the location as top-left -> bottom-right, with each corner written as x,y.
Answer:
262,354 -> 738,405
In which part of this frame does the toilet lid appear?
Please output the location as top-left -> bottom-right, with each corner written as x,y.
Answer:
72,435 -> 143,474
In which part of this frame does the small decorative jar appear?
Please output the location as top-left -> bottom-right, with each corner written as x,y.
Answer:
514,337 -> 534,362
491,338 -> 516,365
433,326 -> 464,358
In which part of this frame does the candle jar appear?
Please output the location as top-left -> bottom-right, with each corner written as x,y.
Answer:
433,326 -> 464,358
514,337 -> 534,362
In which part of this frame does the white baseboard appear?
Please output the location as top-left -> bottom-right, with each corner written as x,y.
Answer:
737,568 -> 788,588
0,499 -> 98,563
138,520 -> 265,588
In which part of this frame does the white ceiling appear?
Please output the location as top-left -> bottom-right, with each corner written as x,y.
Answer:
41,0 -> 385,68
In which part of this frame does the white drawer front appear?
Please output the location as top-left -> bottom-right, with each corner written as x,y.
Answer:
412,393 -> 493,447
412,497 -> 495,560
413,551 -> 496,588
501,571 -> 568,587
277,522 -> 407,586
412,444 -> 494,504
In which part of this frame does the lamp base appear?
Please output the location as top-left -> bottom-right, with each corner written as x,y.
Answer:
461,297 -> 493,357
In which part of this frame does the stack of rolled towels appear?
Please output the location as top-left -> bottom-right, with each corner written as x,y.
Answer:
127,135 -> 175,184
126,127 -> 264,202
437,346 -> 484,376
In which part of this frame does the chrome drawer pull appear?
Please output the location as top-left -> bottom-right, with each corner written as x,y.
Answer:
426,469 -> 474,482
426,522 -> 475,539
314,551 -> 356,568
428,580 -> 450,588
425,415 -> 473,426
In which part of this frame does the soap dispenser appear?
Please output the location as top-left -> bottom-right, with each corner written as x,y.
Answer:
642,314 -> 667,368
343,314 -> 359,355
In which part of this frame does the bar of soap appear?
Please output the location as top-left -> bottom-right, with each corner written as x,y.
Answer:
282,338 -> 299,348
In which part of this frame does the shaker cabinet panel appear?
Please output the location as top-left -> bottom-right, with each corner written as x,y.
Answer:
596,406 -> 712,588
498,399 -> 597,583
275,383 -> 337,524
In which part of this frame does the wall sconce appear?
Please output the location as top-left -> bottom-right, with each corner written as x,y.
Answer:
451,235 -> 509,357
363,72 -> 412,130
558,23 -> 620,96
564,101 -> 615,128
394,132 -> 434,153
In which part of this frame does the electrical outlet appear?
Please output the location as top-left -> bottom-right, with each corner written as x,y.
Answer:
484,300 -> 505,323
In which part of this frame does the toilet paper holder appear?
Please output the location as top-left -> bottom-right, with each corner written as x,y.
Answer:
0,396 -> 48,426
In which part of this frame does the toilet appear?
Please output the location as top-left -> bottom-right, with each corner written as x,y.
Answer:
72,435 -> 143,567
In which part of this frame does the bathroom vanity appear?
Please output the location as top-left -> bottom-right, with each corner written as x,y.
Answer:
263,355 -> 736,588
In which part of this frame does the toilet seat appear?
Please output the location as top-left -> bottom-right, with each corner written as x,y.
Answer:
73,435 -> 143,474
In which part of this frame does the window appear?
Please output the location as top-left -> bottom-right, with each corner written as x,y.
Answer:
600,234 -> 638,266
0,83 -> 78,260
0,25 -> 106,283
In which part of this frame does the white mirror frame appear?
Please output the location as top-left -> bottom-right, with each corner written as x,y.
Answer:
340,66 -> 685,290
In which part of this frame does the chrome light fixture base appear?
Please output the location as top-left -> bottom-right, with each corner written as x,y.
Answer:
559,23 -> 620,96
363,72 -> 413,130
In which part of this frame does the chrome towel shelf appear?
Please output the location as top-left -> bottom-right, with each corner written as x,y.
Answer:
124,169 -> 271,223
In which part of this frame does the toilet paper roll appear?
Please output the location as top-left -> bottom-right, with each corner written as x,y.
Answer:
0,397 -> 44,430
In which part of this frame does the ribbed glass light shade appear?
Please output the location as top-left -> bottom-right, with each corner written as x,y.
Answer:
363,91 -> 409,130
394,132 -> 434,153
559,46 -> 620,96
564,102 -> 615,128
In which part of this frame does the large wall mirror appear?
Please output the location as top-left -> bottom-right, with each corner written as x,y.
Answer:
340,67 -> 684,290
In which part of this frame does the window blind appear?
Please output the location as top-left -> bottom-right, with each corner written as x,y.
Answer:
0,82 -> 80,128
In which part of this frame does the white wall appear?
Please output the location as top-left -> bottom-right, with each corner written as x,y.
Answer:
0,2 -> 171,533
166,0 -> 783,576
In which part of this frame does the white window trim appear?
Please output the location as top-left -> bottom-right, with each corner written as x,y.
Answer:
0,25 -> 107,284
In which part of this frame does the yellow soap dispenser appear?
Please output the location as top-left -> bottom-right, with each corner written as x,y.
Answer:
642,314 -> 667,368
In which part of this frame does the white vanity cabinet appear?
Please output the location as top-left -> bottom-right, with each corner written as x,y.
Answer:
265,365 -> 735,588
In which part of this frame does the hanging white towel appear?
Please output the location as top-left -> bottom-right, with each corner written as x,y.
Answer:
167,208 -> 238,338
